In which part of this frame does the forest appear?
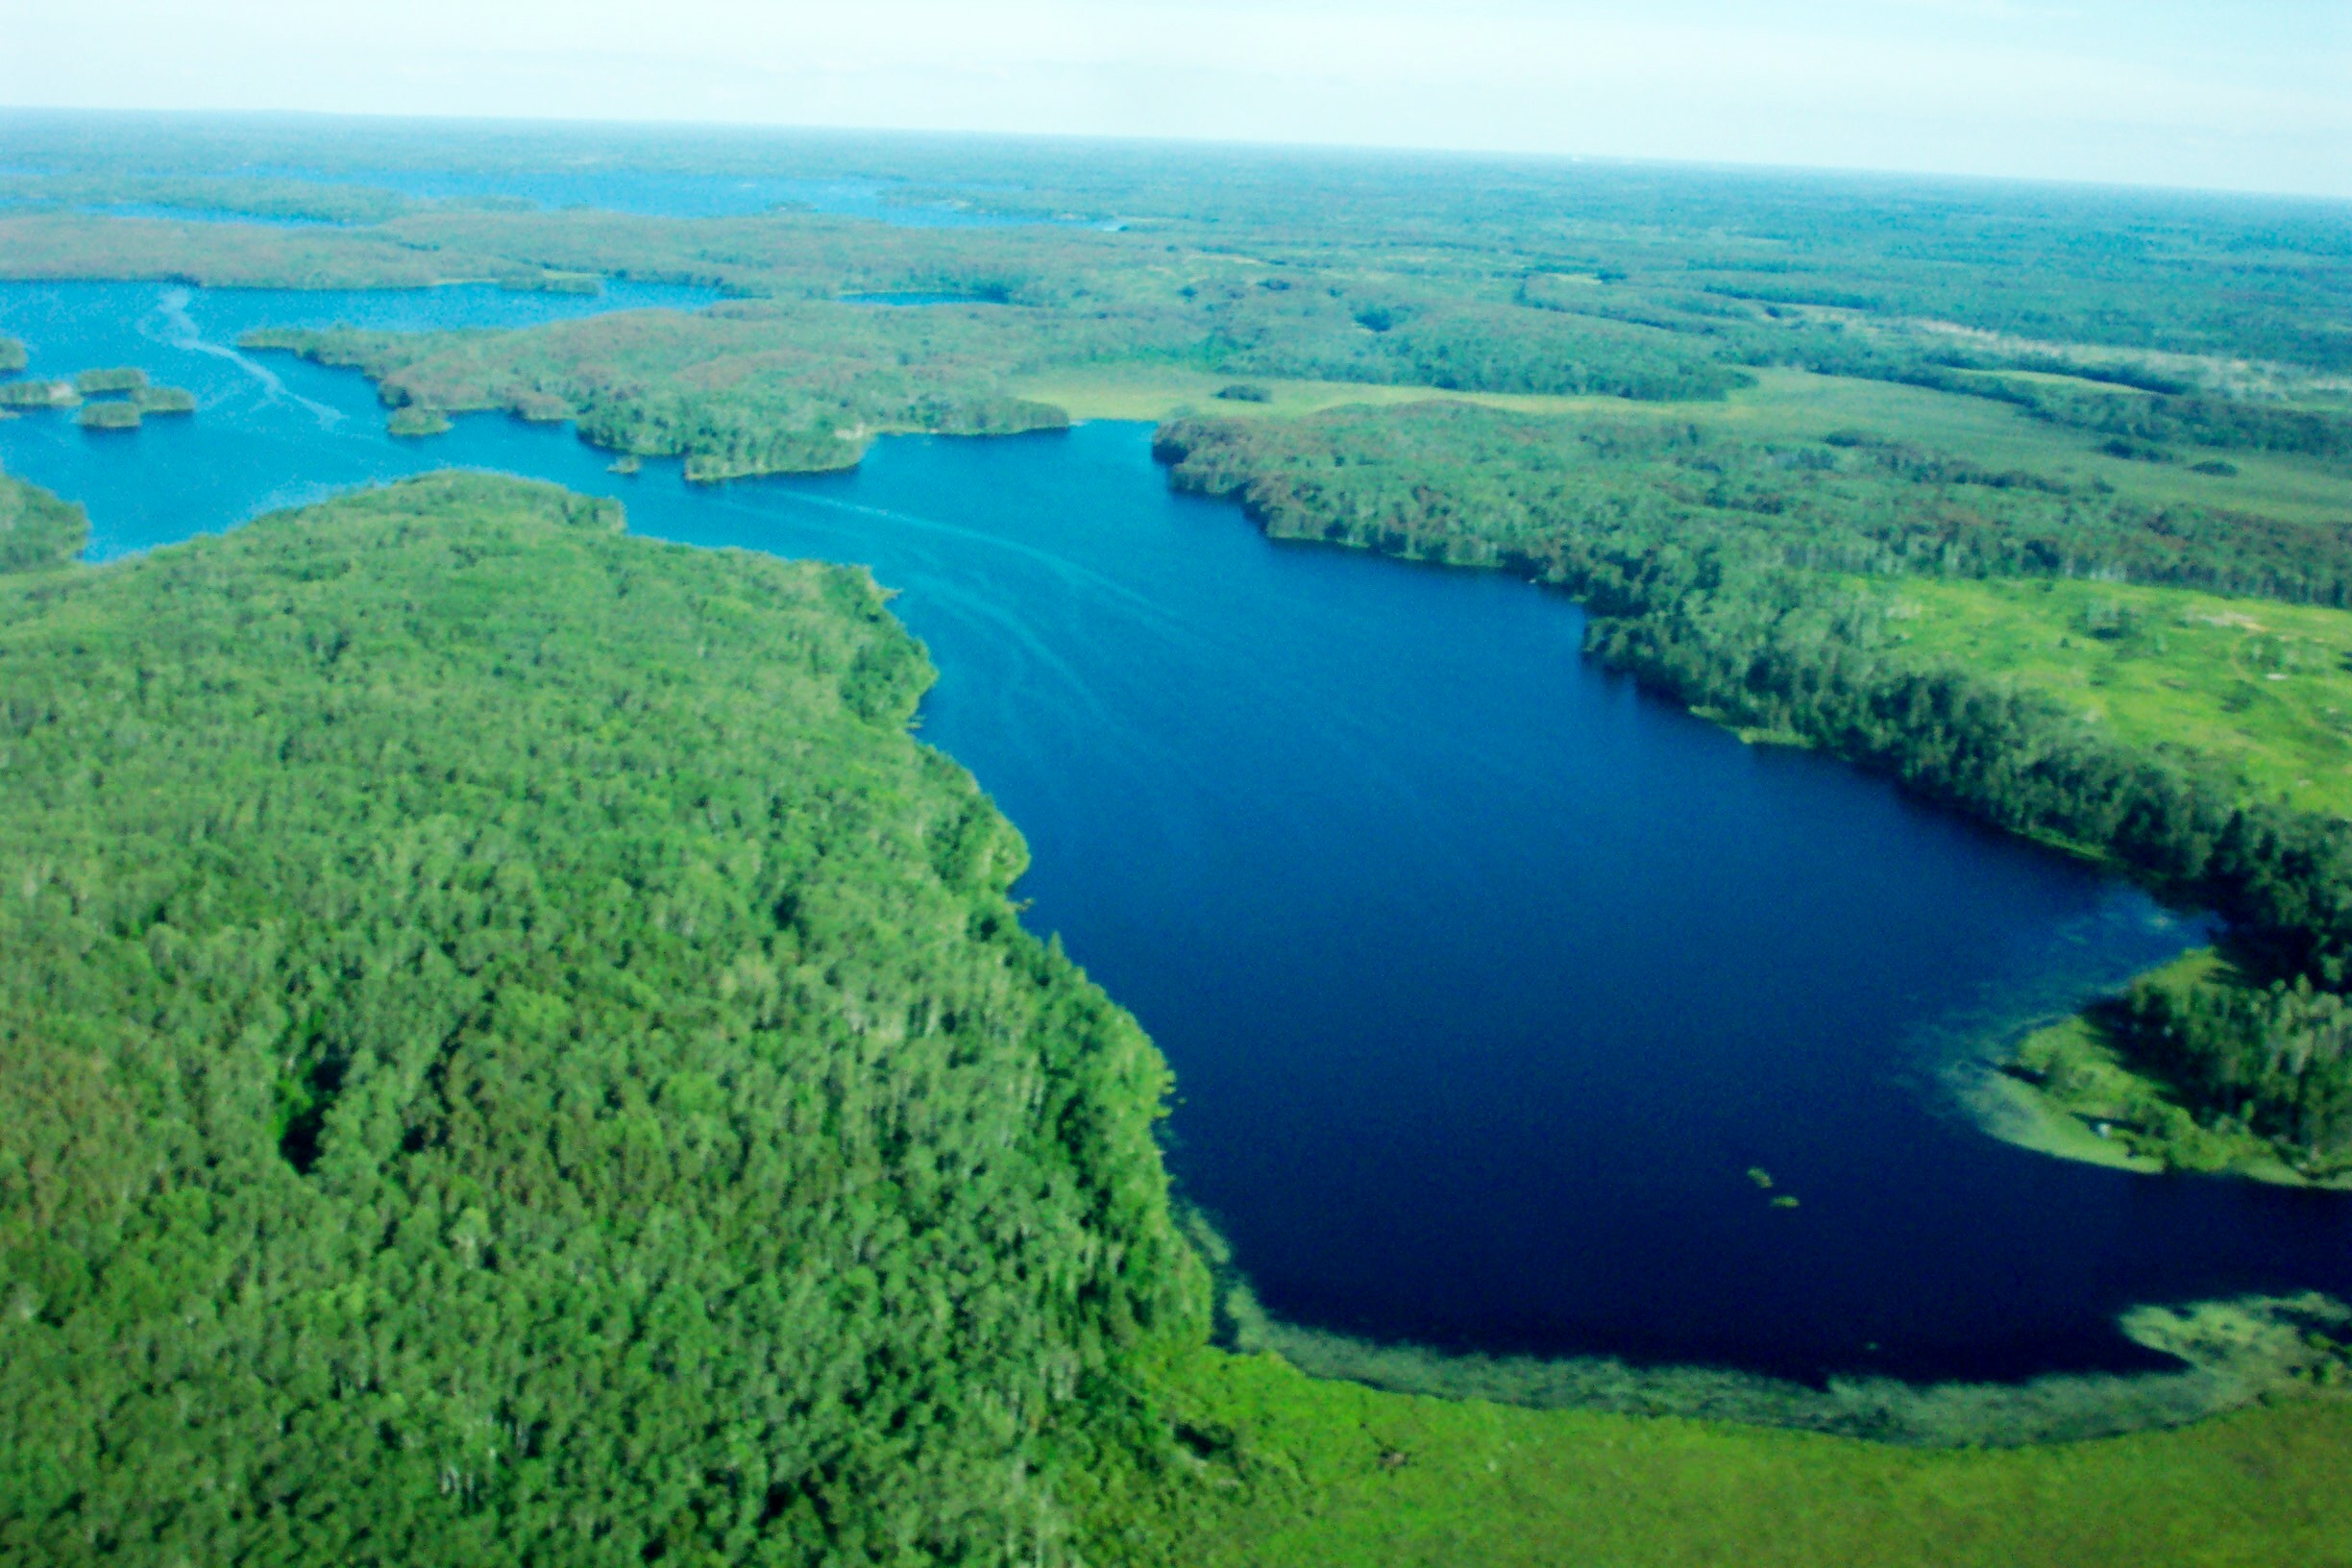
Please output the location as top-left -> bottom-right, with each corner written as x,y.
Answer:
0,473 -> 1205,1562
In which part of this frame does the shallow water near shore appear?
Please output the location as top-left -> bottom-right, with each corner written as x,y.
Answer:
6,278 -> 2351,1386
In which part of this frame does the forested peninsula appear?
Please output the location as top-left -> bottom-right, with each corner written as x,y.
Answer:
0,472 -> 1204,1562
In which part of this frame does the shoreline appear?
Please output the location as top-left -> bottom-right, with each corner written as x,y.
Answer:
1953,949 -> 2352,1191
1192,1207 -> 2352,1447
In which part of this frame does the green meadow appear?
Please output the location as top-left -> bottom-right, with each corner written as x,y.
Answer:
1865,575 -> 2352,820
1107,1351 -> 2352,1568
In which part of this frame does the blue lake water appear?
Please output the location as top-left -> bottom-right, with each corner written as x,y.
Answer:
0,201 -> 343,228
6,280 -> 2351,1384
76,204 -> 343,228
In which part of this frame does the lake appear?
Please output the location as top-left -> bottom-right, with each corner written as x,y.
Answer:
6,279 -> 2350,1384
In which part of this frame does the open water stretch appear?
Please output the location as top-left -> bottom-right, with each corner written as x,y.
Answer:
6,280 -> 2350,1384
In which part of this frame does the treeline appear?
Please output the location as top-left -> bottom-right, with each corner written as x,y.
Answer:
1155,404 -> 2352,605
1740,325 -> 2352,459
0,473 -> 87,571
1157,404 -> 2352,1164
0,171 -> 416,226
0,474 -> 1206,1563
2104,973 -> 2352,1161
13,110 -> 2352,371
2017,384 -> 2352,462
1513,282 -> 2352,462
246,310 -> 1096,479
1201,280 -> 1750,402
20,171 -> 2349,476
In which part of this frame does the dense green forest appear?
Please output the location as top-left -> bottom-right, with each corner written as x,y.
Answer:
5,104 -> 2350,1197
4,112 -> 2349,1194
0,473 -> 87,571
0,473 -> 1206,1563
1155,405 -> 2352,1172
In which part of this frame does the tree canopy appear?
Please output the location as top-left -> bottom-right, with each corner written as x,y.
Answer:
0,473 -> 1202,1565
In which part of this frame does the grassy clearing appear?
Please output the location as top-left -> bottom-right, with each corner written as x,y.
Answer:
1709,370 -> 2352,527
1006,363 -> 1629,423
1107,1349 -> 2352,1568
1967,1040 -> 2167,1177
1860,575 -> 2352,820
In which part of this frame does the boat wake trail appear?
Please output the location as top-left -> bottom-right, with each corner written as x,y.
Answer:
144,288 -> 346,428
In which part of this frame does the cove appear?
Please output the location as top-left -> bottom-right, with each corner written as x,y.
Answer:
6,280 -> 2352,1385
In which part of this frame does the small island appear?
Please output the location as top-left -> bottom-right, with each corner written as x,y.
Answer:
72,365 -> 148,396
135,384 -> 196,415
0,379 -> 81,409
499,268 -> 602,295
0,364 -> 193,427
18,368 -> 202,430
74,401 -> 142,430
386,404 -> 453,437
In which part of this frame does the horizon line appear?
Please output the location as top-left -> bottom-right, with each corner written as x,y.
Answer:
3,103 -> 2347,211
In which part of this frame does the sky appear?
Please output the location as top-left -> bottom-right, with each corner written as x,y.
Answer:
0,0 -> 2345,199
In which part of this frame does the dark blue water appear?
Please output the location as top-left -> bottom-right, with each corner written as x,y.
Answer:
7,281 -> 2351,1384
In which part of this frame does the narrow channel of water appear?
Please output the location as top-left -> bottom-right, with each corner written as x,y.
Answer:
5,280 -> 2348,1384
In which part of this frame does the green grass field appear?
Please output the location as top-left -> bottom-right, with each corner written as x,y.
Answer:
1861,575 -> 2352,819
1005,363 -> 1630,423
1712,370 -> 2352,528
1106,1350 -> 2352,1568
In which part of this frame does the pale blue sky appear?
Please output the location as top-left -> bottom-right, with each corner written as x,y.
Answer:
1,0 -> 2344,197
